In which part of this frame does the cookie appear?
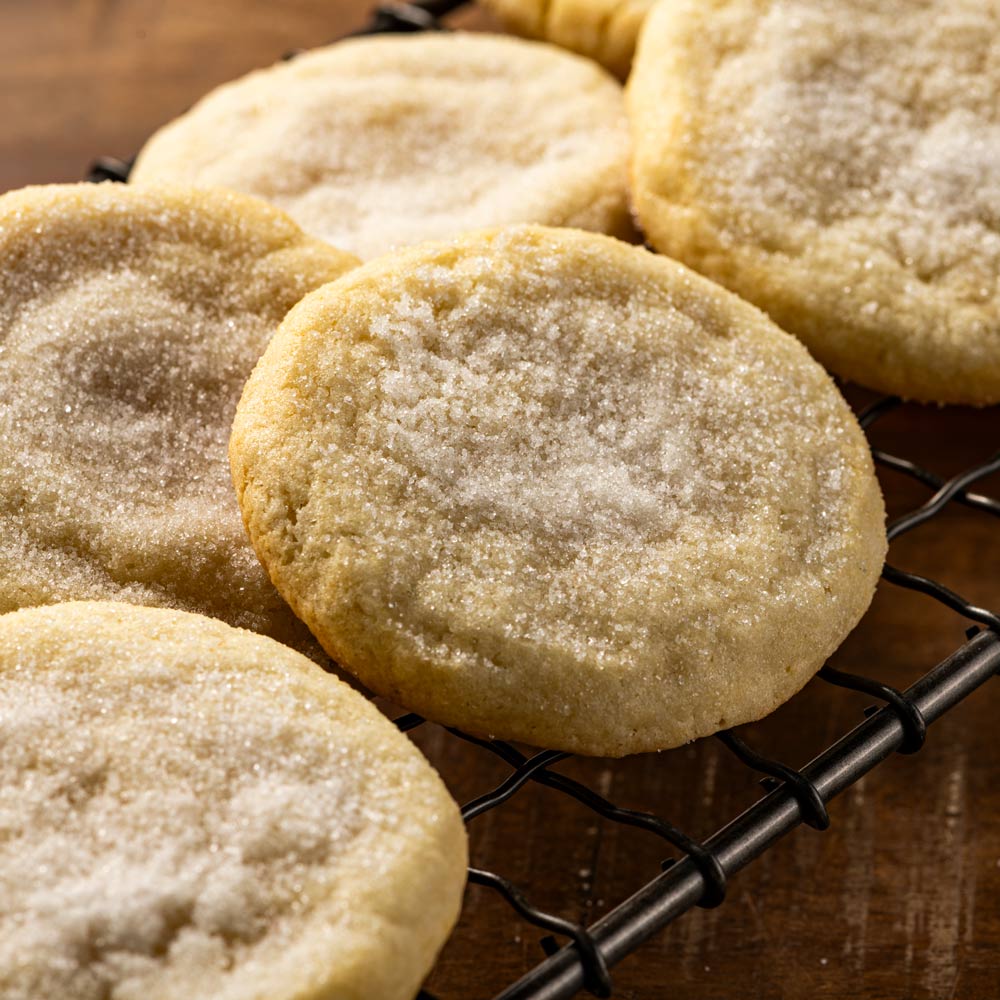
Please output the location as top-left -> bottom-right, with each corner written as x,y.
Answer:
481,0 -> 654,79
130,33 -> 632,260
0,183 -> 357,652
0,600 -> 466,1000
627,0 -> 1000,404
230,225 -> 886,757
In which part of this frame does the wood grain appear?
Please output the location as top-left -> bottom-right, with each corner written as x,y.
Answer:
3,5 -> 999,998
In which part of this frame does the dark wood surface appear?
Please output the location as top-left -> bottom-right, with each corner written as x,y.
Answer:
4,4 -> 999,998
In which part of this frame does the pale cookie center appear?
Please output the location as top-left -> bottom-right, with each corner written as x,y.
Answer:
2,268 -> 261,501
705,2 -> 1000,292
360,288 -> 844,550
0,265 -> 278,608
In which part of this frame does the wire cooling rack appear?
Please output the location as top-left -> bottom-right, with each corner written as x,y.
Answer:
86,2 -> 1000,996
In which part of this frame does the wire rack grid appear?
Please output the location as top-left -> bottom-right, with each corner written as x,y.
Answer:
85,3 -> 1000,997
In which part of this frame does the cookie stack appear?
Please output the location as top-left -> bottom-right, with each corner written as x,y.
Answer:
3,1 -> 994,995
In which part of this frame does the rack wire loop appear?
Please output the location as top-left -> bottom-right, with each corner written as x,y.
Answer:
716,731 -> 831,830
469,868 -> 614,998
681,843 -> 728,909
818,666 -> 927,754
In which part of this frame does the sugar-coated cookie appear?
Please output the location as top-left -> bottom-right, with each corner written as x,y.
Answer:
482,0 -> 655,79
230,226 -> 886,756
481,0 -> 655,79
0,183 -> 357,651
628,0 -> 1000,404
0,600 -> 466,1000
131,33 -> 632,260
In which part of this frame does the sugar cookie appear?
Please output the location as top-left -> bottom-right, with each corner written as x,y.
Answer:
131,33 -> 632,260
0,600 -> 466,1000
230,226 -> 886,756
0,183 -> 357,651
482,0 -> 654,79
628,0 -> 1000,404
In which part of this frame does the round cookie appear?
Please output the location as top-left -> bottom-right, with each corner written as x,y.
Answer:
0,600 -> 466,1000
0,183 -> 357,652
481,0 -> 655,79
230,225 -> 887,757
627,0 -> 1000,405
130,33 -> 632,260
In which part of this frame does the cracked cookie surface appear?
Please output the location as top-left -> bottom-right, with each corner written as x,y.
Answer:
230,225 -> 886,756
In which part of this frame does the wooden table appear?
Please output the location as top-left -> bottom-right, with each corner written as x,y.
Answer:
4,4 -> 998,997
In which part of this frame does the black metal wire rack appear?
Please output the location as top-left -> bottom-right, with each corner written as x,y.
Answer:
86,2 -> 1000,997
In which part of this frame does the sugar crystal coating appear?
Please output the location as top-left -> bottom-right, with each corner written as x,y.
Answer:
0,184 -> 357,650
628,0 -> 1000,403
131,33 -> 632,259
0,601 -> 466,1000
231,226 -> 887,756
